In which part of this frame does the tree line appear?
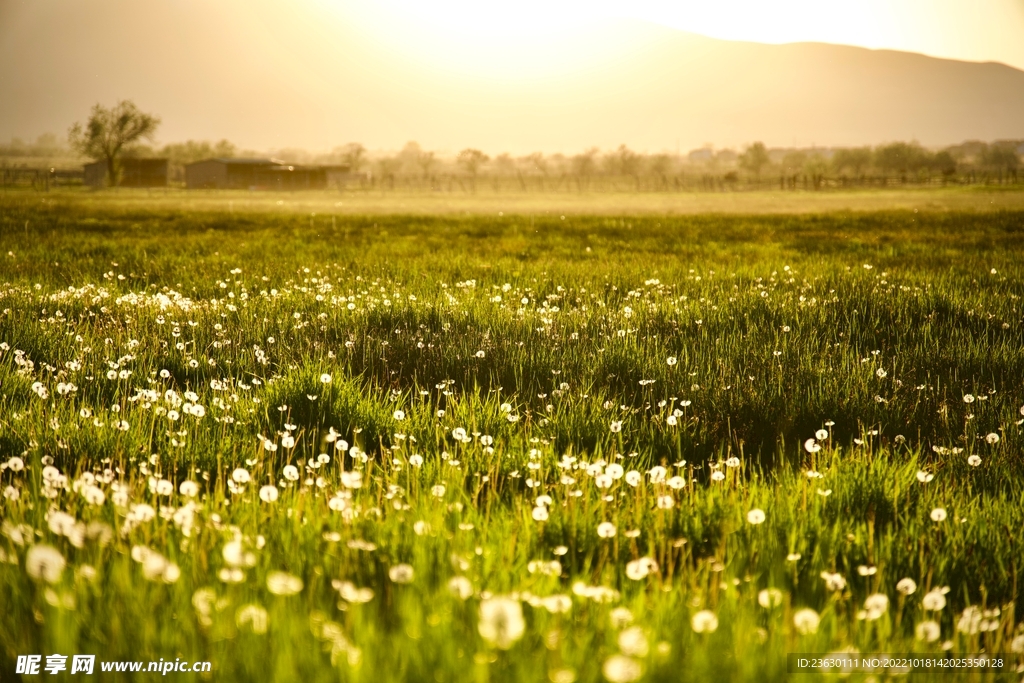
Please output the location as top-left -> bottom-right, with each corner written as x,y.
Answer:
4,101 -> 1021,189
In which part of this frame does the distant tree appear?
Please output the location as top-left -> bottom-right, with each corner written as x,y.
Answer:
397,141 -> 422,175
931,150 -> 958,177
739,142 -> 770,179
0,133 -> 68,158
68,100 -> 160,186
804,153 -> 829,175
457,148 -> 488,175
982,145 -> 1020,173
375,156 -> 399,189
160,139 -> 237,165
417,150 -> 436,179
571,148 -> 599,177
605,145 -> 641,176
648,154 -> 673,186
781,151 -> 807,174
339,143 -> 367,174
494,153 -> 516,175
457,148 -> 489,190
524,152 -> 547,176
874,142 -> 930,176
571,148 -> 599,191
832,147 -> 873,176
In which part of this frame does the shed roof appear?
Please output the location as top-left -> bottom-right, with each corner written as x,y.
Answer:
185,158 -> 281,167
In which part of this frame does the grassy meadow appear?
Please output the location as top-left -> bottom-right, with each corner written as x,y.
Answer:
1,191 -> 1024,681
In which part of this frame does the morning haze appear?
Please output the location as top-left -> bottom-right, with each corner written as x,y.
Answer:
2,0 -> 1024,154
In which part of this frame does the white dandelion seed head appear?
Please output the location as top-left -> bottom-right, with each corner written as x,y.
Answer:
25,544 -> 65,584
793,608 -> 821,635
861,593 -> 889,620
691,610 -> 718,633
915,620 -> 941,642
236,604 -> 269,634
602,655 -> 642,683
447,576 -> 473,600
478,596 -> 525,649
922,589 -> 947,611
617,626 -> 648,657
758,588 -> 784,609
266,571 -> 303,596
388,564 -> 415,584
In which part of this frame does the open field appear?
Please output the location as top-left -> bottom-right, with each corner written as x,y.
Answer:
13,185 -> 1024,217
2,193 -> 1024,681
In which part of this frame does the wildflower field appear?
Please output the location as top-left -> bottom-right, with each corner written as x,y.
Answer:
2,193 -> 1024,681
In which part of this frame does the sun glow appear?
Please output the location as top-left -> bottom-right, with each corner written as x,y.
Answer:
329,0 -> 1024,77
335,0 -> 630,80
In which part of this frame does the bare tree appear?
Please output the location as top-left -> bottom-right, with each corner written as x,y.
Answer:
339,143 -> 367,174
417,150 -> 436,180
571,147 -> 599,191
457,148 -> 489,191
68,100 -> 160,186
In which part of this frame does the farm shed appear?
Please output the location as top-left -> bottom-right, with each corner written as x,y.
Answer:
252,164 -> 327,190
84,158 -> 168,187
184,158 -> 281,189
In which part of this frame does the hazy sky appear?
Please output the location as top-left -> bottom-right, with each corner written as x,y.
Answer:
342,0 -> 1024,72
2,0 -> 1024,153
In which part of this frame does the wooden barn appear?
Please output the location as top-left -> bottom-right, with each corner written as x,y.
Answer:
184,158 -> 279,189
185,158 -> 335,190
84,158 -> 168,187
252,164 -> 327,190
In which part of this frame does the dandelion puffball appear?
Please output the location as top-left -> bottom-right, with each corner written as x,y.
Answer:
691,610 -> 719,633
793,608 -> 821,635
266,571 -> 303,596
25,545 -> 65,584
478,596 -> 525,649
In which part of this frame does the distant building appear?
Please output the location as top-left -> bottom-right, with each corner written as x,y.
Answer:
253,163 -> 327,190
84,158 -> 168,187
184,158 -> 279,189
687,148 -> 714,163
185,158 -> 338,190
323,165 -> 354,188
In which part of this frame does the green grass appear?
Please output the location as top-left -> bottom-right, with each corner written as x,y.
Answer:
1,193 -> 1024,681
